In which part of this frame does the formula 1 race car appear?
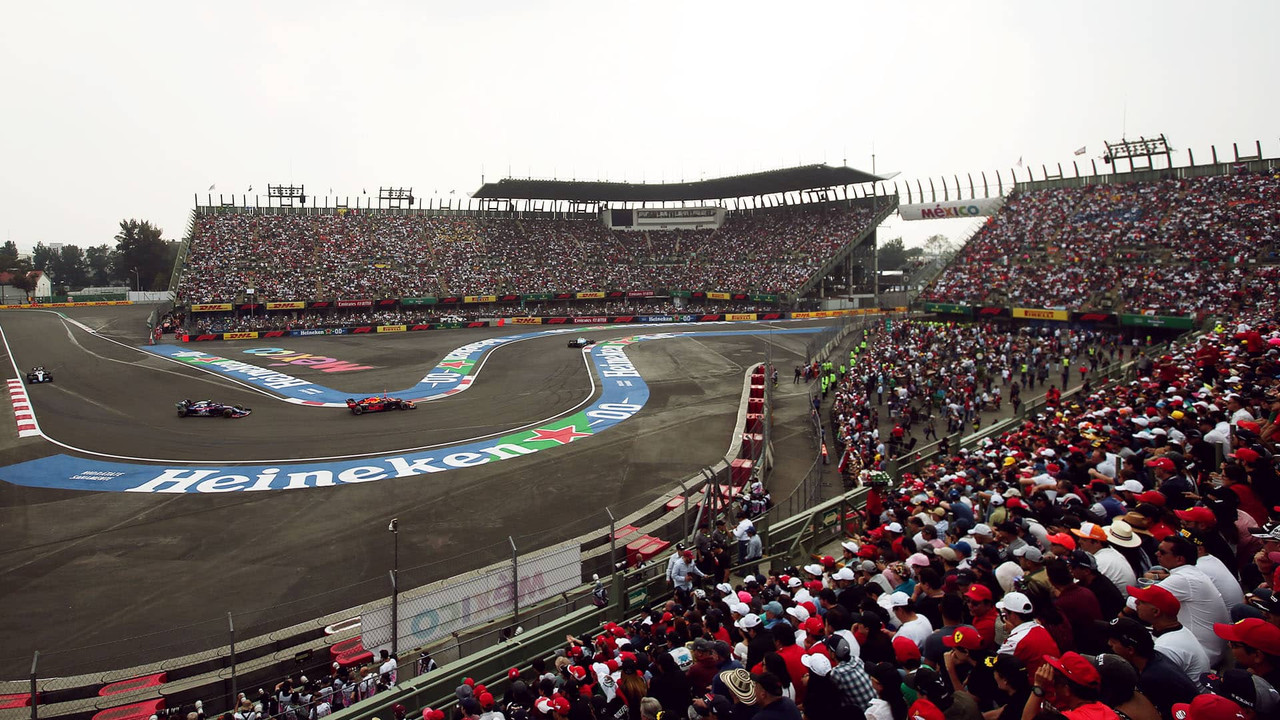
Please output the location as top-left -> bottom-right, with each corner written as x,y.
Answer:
568,337 -> 595,349
26,366 -> 52,384
346,396 -> 417,415
175,399 -> 252,418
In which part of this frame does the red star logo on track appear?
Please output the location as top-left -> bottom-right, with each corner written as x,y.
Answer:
526,425 -> 592,445
438,361 -> 469,369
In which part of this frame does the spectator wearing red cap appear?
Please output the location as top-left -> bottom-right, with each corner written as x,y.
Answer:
1147,455 -> 1195,510
939,625 -> 986,698
1216,618 -> 1280,691
1026,652 -> 1118,720
1128,583 -> 1209,682
1155,535 -> 1231,666
1171,694 -> 1248,720
962,584 -> 1000,652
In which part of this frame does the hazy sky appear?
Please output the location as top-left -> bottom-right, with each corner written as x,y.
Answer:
1,1 -> 1275,252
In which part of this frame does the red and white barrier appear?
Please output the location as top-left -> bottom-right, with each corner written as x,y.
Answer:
8,379 -> 38,438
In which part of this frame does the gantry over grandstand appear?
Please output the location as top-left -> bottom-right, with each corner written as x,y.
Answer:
174,165 -> 897,318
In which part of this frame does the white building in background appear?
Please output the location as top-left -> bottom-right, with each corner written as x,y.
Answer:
0,270 -> 53,302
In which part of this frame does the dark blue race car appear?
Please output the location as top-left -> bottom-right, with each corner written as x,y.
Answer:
176,399 -> 252,418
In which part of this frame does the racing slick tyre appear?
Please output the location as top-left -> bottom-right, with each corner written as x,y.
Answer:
177,407 -> 188,417
223,408 -> 234,418
398,402 -> 409,410
352,405 -> 363,415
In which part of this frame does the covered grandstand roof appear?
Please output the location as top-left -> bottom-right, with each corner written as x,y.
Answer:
472,164 -> 888,202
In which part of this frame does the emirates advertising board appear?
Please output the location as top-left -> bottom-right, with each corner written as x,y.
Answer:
899,197 -> 1005,221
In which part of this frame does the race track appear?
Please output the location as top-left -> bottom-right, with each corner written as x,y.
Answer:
0,306 -> 823,676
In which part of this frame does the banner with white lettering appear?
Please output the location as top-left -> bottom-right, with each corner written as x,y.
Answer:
899,197 -> 1005,221
362,542 -> 581,654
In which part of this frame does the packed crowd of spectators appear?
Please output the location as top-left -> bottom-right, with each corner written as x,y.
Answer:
176,206 -> 879,304
923,171 -> 1280,315
823,321 -> 1126,477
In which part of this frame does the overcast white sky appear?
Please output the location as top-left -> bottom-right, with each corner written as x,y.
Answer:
1,1 -> 1275,252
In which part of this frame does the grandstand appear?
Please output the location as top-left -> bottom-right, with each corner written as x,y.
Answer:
921,167 -> 1280,316
174,165 -> 896,314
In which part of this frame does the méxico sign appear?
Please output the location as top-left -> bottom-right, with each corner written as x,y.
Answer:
899,197 -> 1005,221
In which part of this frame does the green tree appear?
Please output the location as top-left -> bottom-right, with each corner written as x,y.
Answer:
52,245 -> 90,290
85,245 -> 113,286
111,219 -> 168,290
32,243 -> 57,276
876,237 -> 922,271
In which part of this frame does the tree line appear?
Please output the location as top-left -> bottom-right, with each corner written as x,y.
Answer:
1,220 -> 179,295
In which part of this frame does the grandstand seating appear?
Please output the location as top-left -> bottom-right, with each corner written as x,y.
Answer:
921,171 -> 1280,314
175,206 -> 879,303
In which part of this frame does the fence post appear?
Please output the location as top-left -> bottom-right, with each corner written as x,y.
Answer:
510,536 -> 520,624
29,652 -> 37,720
676,478 -> 690,543
227,614 -> 237,714
606,507 -> 617,578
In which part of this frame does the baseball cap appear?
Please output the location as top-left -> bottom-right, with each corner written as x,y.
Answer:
1136,490 -> 1167,506
942,626 -> 983,650
893,635 -> 922,663
1043,651 -> 1101,688
1093,616 -> 1154,652
1175,506 -> 1216,525
1066,549 -> 1098,570
1127,584 -> 1181,617
841,540 -> 859,554
964,584 -> 993,603
886,591 -> 911,608
1013,545 -> 1043,563
715,582 -> 734,595
885,522 -> 904,533
970,523 -> 993,537
1233,448 -> 1261,463
736,614 -> 761,630
1147,457 -> 1175,471
1171,694 -> 1247,720
800,651 -> 833,677
1201,669 -> 1280,715
1046,533 -> 1077,551
1119,479 -> 1145,493
1214,618 -> 1280,655
1072,522 -> 1107,542
1251,593 -> 1280,615
996,592 -> 1033,615
833,567 -> 856,581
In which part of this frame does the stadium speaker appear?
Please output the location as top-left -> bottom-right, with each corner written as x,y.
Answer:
300,195 -> 308,205
1102,155 -> 1111,165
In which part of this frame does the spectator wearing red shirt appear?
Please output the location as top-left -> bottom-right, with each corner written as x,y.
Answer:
771,627 -> 808,705
963,584 -> 1000,652
995,592 -> 1060,680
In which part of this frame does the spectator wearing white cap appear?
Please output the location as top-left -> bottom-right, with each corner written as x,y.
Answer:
996,591 -> 1060,679
887,592 -> 933,648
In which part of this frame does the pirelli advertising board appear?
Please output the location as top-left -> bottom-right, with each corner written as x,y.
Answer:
1012,308 -> 1068,322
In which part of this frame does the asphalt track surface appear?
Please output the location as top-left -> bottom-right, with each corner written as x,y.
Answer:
0,306 -> 823,677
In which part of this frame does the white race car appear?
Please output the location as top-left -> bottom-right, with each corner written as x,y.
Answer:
26,366 -> 52,384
